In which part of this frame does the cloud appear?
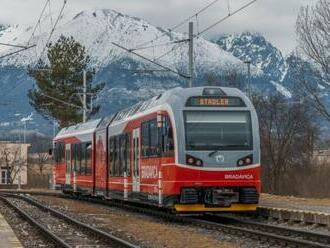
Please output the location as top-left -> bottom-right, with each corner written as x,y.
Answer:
0,0 -> 319,55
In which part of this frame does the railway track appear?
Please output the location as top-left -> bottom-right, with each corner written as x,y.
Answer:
205,214 -> 330,245
0,193 -> 139,248
60,193 -> 330,248
193,214 -> 330,248
3,192 -> 330,247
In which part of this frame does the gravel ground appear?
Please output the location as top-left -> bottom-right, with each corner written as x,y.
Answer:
6,197 -> 113,247
32,195 -> 275,248
260,193 -> 330,214
249,214 -> 330,235
0,200 -> 55,248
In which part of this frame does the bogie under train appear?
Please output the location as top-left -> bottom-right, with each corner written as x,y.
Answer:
53,87 -> 260,212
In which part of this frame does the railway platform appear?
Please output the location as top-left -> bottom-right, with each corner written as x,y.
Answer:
258,193 -> 330,227
0,213 -> 22,248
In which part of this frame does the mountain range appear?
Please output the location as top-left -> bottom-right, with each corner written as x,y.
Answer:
0,8 -> 316,136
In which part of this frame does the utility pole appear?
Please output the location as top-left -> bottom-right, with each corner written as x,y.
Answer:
188,22 -> 194,88
83,70 -> 87,122
244,60 -> 251,97
23,121 -> 27,143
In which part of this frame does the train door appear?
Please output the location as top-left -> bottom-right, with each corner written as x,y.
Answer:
65,144 -> 71,185
132,128 -> 140,192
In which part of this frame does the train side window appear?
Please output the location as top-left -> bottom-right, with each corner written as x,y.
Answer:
115,136 -> 120,176
141,119 -> 160,158
120,135 -> 126,176
86,142 -> 92,175
149,119 -> 159,157
72,144 -> 76,172
108,137 -> 115,176
78,143 -> 82,175
126,134 -> 131,176
54,143 -> 65,163
141,122 -> 149,157
162,116 -> 174,157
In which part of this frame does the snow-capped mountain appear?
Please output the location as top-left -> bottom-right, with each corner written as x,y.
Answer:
0,9 -> 282,135
0,9 -> 252,75
214,32 -> 287,82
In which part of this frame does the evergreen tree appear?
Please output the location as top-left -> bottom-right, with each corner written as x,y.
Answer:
28,35 -> 104,128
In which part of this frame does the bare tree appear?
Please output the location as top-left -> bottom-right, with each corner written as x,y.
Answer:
0,146 -> 26,185
253,94 -> 317,194
296,0 -> 330,121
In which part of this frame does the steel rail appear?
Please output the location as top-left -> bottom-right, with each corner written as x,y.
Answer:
57,194 -> 330,247
1,193 -> 139,248
205,213 -> 330,244
0,195 -> 71,248
189,218 -> 330,248
4,191 -> 330,247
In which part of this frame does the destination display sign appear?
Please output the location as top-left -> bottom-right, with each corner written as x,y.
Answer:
186,97 -> 245,107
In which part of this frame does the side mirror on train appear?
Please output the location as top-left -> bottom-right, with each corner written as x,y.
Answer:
48,148 -> 53,156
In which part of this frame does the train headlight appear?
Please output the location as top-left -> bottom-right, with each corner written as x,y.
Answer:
195,160 -> 203,166
238,159 -> 245,166
237,154 -> 253,167
187,157 -> 195,164
245,157 -> 252,164
186,154 -> 203,167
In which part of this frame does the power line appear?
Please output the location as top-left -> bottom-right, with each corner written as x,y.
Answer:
39,0 -> 68,60
112,42 -> 190,79
196,0 -> 257,36
39,92 -> 82,109
130,39 -> 189,52
0,43 -> 33,49
132,0 -> 221,50
0,45 -> 36,60
153,42 -> 187,62
27,0 -> 50,45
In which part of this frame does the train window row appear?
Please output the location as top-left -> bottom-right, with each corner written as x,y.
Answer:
54,143 -> 65,163
108,134 -> 131,177
72,142 -> 92,175
141,116 -> 174,158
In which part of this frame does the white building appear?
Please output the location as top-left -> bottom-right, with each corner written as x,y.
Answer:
0,142 -> 30,185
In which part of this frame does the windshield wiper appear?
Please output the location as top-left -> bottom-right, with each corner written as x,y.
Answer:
208,145 -> 248,157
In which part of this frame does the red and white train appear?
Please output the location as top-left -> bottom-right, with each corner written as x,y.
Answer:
53,87 -> 260,212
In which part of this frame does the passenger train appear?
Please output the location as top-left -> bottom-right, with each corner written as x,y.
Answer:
53,87 -> 260,212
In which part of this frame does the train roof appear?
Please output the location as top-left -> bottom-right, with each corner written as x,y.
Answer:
55,118 -> 101,140
54,86 -> 248,139
107,86 -> 248,124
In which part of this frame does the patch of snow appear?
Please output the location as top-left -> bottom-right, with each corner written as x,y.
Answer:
270,81 -> 292,98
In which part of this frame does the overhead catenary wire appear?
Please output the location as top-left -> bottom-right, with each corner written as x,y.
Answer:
112,42 -> 190,79
0,45 -> 36,60
132,0 -> 221,50
130,39 -> 189,52
39,92 -> 82,109
27,0 -> 50,45
39,0 -> 68,60
195,0 -> 257,36
124,0 -> 258,79
0,42 -> 33,49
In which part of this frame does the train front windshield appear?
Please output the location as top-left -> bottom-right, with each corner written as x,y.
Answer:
185,111 -> 252,151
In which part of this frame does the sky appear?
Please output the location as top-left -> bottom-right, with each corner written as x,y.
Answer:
0,0 -> 318,55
